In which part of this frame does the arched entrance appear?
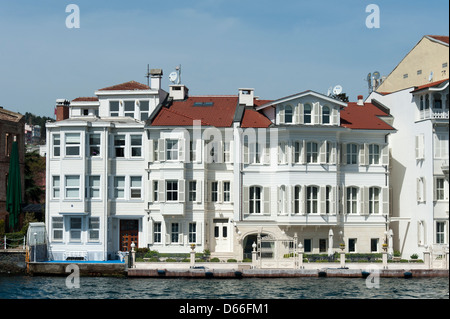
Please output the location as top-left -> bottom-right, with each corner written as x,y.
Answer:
242,233 -> 267,260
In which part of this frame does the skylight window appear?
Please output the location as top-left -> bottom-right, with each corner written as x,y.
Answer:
193,102 -> 214,106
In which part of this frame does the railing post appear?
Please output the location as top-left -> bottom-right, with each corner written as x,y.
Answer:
4,235 -> 6,249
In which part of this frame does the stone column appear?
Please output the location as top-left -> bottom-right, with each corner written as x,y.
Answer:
423,250 -> 431,269
190,244 -> 196,268
382,251 -> 388,270
340,251 -> 346,268
252,242 -> 258,269
298,243 -> 304,269
130,242 -> 136,268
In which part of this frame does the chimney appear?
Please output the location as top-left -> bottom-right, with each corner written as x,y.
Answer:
357,95 -> 364,106
55,99 -> 70,121
150,69 -> 163,90
239,88 -> 254,107
169,85 -> 189,101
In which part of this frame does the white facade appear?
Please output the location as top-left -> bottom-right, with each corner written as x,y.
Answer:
367,81 -> 449,258
45,78 -> 395,261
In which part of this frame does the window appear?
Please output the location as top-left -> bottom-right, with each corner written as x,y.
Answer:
154,222 -> 162,243
114,176 -> 125,199
189,181 -> 197,202
211,181 -> 218,202
190,141 -> 197,162
325,141 -> 333,163
434,134 -> 449,159
403,73 -> 408,79
110,101 -> 119,117
171,223 -> 179,243
285,105 -> 293,123
278,185 -> 287,215
52,176 -> 60,199
249,186 -> 262,214
53,134 -> 61,157
52,217 -> 63,241
140,100 -> 149,121
319,239 -> 327,253
278,142 -> 287,164
371,238 -> 379,252
65,175 -> 80,199
417,69 -> 422,75
369,187 -> 380,214
294,185 -> 301,214
87,176 -> 100,199
88,217 -> 100,242
70,217 -> 82,242
294,141 -> 301,163
436,222 -> 446,244
325,186 -> 331,214
306,142 -> 318,163
322,106 -> 330,124
153,140 -> 159,161
348,238 -> 357,252
153,181 -> 158,202
434,94 -> 442,109
189,223 -> 196,243
420,96 -> 424,111
346,143 -> 358,164
65,133 -> 81,156
425,94 -> 430,109
346,187 -> 358,214
249,143 -> 261,164
130,135 -> 142,157
304,104 -> 312,124
223,181 -> 231,202
166,180 -> 178,201
114,135 -> 125,158
435,178 -> 445,201
124,101 -> 135,118
306,186 -> 318,214
368,144 -> 380,164
303,239 -> 312,253
89,134 -> 100,157
223,142 -> 231,163
130,176 -> 142,199
166,139 -> 179,161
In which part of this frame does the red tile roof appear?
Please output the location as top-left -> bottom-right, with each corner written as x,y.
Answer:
98,81 -> 150,91
152,96 -> 239,127
241,109 -> 272,128
72,97 -> 99,102
340,102 -> 394,130
427,35 -> 449,44
411,79 -> 448,93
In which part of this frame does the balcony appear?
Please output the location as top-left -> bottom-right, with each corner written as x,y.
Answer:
417,109 -> 449,121
442,160 -> 449,178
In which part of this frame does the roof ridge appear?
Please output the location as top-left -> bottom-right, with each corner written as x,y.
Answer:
160,107 -> 214,126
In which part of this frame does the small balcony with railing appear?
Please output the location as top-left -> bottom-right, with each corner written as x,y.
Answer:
416,92 -> 449,121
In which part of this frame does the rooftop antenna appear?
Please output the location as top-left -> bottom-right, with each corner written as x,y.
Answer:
169,64 -> 182,85
366,73 -> 372,94
145,64 -> 151,87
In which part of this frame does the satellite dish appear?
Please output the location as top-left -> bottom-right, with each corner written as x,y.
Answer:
169,71 -> 178,83
373,71 -> 380,80
333,85 -> 343,95
428,71 -> 434,82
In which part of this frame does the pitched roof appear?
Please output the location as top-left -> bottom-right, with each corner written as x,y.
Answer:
152,96 -> 239,127
427,35 -> 449,44
410,79 -> 449,93
72,97 -> 99,102
0,107 -> 24,123
340,102 -> 394,130
98,81 -> 150,91
241,109 -> 272,128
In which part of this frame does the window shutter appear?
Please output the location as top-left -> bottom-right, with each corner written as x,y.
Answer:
300,140 -> 306,164
243,142 -> 249,164
149,139 -> 154,162
165,233 -> 171,244
196,180 -> 202,204
381,144 -> 389,165
342,187 -> 347,214
263,144 -> 270,165
178,179 -> 185,202
148,219 -> 154,244
300,185 -> 306,215
320,186 -> 326,214
359,144 -> 367,166
422,177 -> 426,202
313,102 -> 320,124
263,186 -> 270,215
158,138 -> 165,161
330,142 -> 337,164
196,222 -> 202,245
341,143 -> 347,165
382,187 -> 389,215
319,141 -> 327,164
178,138 -> 185,162
196,139 -> 203,163
158,180 -> 165,202
298,103 -> 304,124
218,181 -> 223,203
415,134 -> 424,159
330,186 -> 336,215
332,107 -> 339,125
279,105 -> 285,124
243,186 -> 249,215
360,187 -> 368,215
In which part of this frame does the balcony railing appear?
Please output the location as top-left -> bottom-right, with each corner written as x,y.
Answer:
418,109 -> 449,121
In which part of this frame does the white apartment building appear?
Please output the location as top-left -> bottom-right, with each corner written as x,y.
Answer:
45,73 -> 395,261
368,79 -> 449,258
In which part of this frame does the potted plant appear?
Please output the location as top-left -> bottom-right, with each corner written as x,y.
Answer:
339,243 -> 345,251
382,243 -> 388,251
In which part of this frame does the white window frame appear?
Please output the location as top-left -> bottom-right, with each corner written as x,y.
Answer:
166,180 -> 178,201
154,222 -> 162,243
189,180 -> 197,202
166,139 -> 179,161
65,133 -> 81,157
346,143 -> 358,164
189,222 -> 197,244
65,175 -> 80,199
171,223 -> 179,243
113,176 -> 125,199
368,144 -> 380,165
114,134 -> 126,158
69,217 -> 82,242
88,217 -> 100,242
306,186 -> 318,214
369,187 -> 380,214
306,142 -> 319,163
223,181 -> 231,202
249,186 -> 262,214
88,133 -> 101,157
346,186 -> 358,214
52,175 -> 60,199
52,134 -> 61,157
52,217 -> 63,242
87,175 -> 101,199
130,134 -> 142,158
130,176 -> 142,199
436,221 -> 446,244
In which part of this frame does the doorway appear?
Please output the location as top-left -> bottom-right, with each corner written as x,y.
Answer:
120,219 -> 139,251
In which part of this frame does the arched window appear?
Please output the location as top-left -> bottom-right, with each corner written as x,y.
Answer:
249,186 -> 262,214
306,186 -> 318,214
285,105 -> 293,123
304,104 -> 312,124
369,187 -> 380,214
322,106 -> 330,124
346,187 -> 358,214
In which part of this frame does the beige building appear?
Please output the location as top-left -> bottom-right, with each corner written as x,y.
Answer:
376,35 -> 449,93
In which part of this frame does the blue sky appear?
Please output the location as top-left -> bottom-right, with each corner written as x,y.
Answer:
0,0 -> 448,117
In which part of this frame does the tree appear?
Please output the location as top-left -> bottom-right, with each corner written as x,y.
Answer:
24,151 -> 45,204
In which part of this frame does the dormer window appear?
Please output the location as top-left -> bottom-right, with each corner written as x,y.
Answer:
285,105 -> 293,123
304,104 -> 312,124
322,106 -> 330,124
110,101 -> 119,117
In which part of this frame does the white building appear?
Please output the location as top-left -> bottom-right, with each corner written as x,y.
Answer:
368,79 -> 449,258
45,72 -> 395,261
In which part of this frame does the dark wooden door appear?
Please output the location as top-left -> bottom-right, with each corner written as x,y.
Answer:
120,220 -> 139,251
